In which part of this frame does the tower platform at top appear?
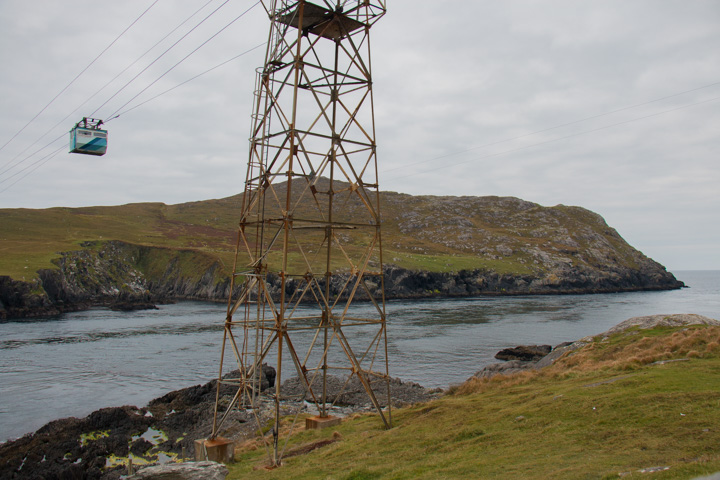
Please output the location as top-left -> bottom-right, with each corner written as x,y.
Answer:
276,1 -> 384,40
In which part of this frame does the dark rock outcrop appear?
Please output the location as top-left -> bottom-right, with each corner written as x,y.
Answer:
0,406 -> 155,480
0,365 -> 429,480
495,345 -> 552,362
0,365 -> 277,480
380,264 -> 683,299
256,262 -> 683,303
474,344 -> 576,379
278,374 -> 432,408
109,301 -> 159,312
0,275 -> 64,319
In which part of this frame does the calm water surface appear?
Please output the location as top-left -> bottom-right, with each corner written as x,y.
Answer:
1,270 -> 717,441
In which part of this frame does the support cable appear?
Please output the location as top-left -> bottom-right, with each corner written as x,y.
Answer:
0,143 -> 66,194
90,0 -> 240,119
0,0 -> 161,158
102,1 -> 262,122
2,86 -> 717,196
0,2 -> 262,191
0,133 -> 66,182
0,0 -> 218,177
0,45 -> 264,192
1,15 -> 715,196
109,42 -> 266,121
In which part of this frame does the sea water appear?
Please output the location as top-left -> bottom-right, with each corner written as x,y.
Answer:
1,270 -> 717,441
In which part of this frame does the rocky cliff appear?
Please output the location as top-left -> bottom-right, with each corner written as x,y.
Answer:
0,241 -> 681,320
0,241 -> 232,319
0,189 -> 683,320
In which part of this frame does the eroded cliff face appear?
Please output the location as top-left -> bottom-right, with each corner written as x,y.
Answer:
0,241 -> 232,319
0,276 -> 58,319
0,237 -> 682,320
259,261 -> 682,301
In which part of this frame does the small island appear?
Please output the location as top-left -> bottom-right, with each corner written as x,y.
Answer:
0,182 -> 683,320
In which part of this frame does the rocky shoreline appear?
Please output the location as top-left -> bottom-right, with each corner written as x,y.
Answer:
0,369 -> 434,480
0,240 -> 684,320
1,314 -> 717,480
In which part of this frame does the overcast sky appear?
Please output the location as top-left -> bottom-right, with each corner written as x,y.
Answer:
0,1 -> 718,271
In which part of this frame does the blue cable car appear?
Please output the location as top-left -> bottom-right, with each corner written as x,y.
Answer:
69,117 -> 107,156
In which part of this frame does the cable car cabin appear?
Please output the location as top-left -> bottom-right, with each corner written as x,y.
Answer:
70,127 -> 107,156
69,118 -> 107,156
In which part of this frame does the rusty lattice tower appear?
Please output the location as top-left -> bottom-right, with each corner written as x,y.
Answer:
210,0 -> 388,466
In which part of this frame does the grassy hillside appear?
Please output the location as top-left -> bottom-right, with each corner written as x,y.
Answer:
0,181 -> 661,283
227,325 -> 720,479
0,200 -> 241,280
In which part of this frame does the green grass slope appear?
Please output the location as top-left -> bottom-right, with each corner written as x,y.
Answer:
228,325 -> 720,479
0,182 -> 667,284
0,199 -> 240,280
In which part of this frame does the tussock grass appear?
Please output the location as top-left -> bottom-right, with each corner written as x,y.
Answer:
554,325 -> 720,373
449,368 -> 539,396
227,325 -> 720,479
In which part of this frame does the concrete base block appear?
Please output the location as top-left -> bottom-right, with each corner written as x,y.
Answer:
305,415 -> 342,430
194,437 -> 234,464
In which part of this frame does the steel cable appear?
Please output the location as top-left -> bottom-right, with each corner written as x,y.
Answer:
0,0 -> 161,158
0,1 -> 261,192
91,0 -> 237,120
103,1 -> 262,122
0,0 -> 218,177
